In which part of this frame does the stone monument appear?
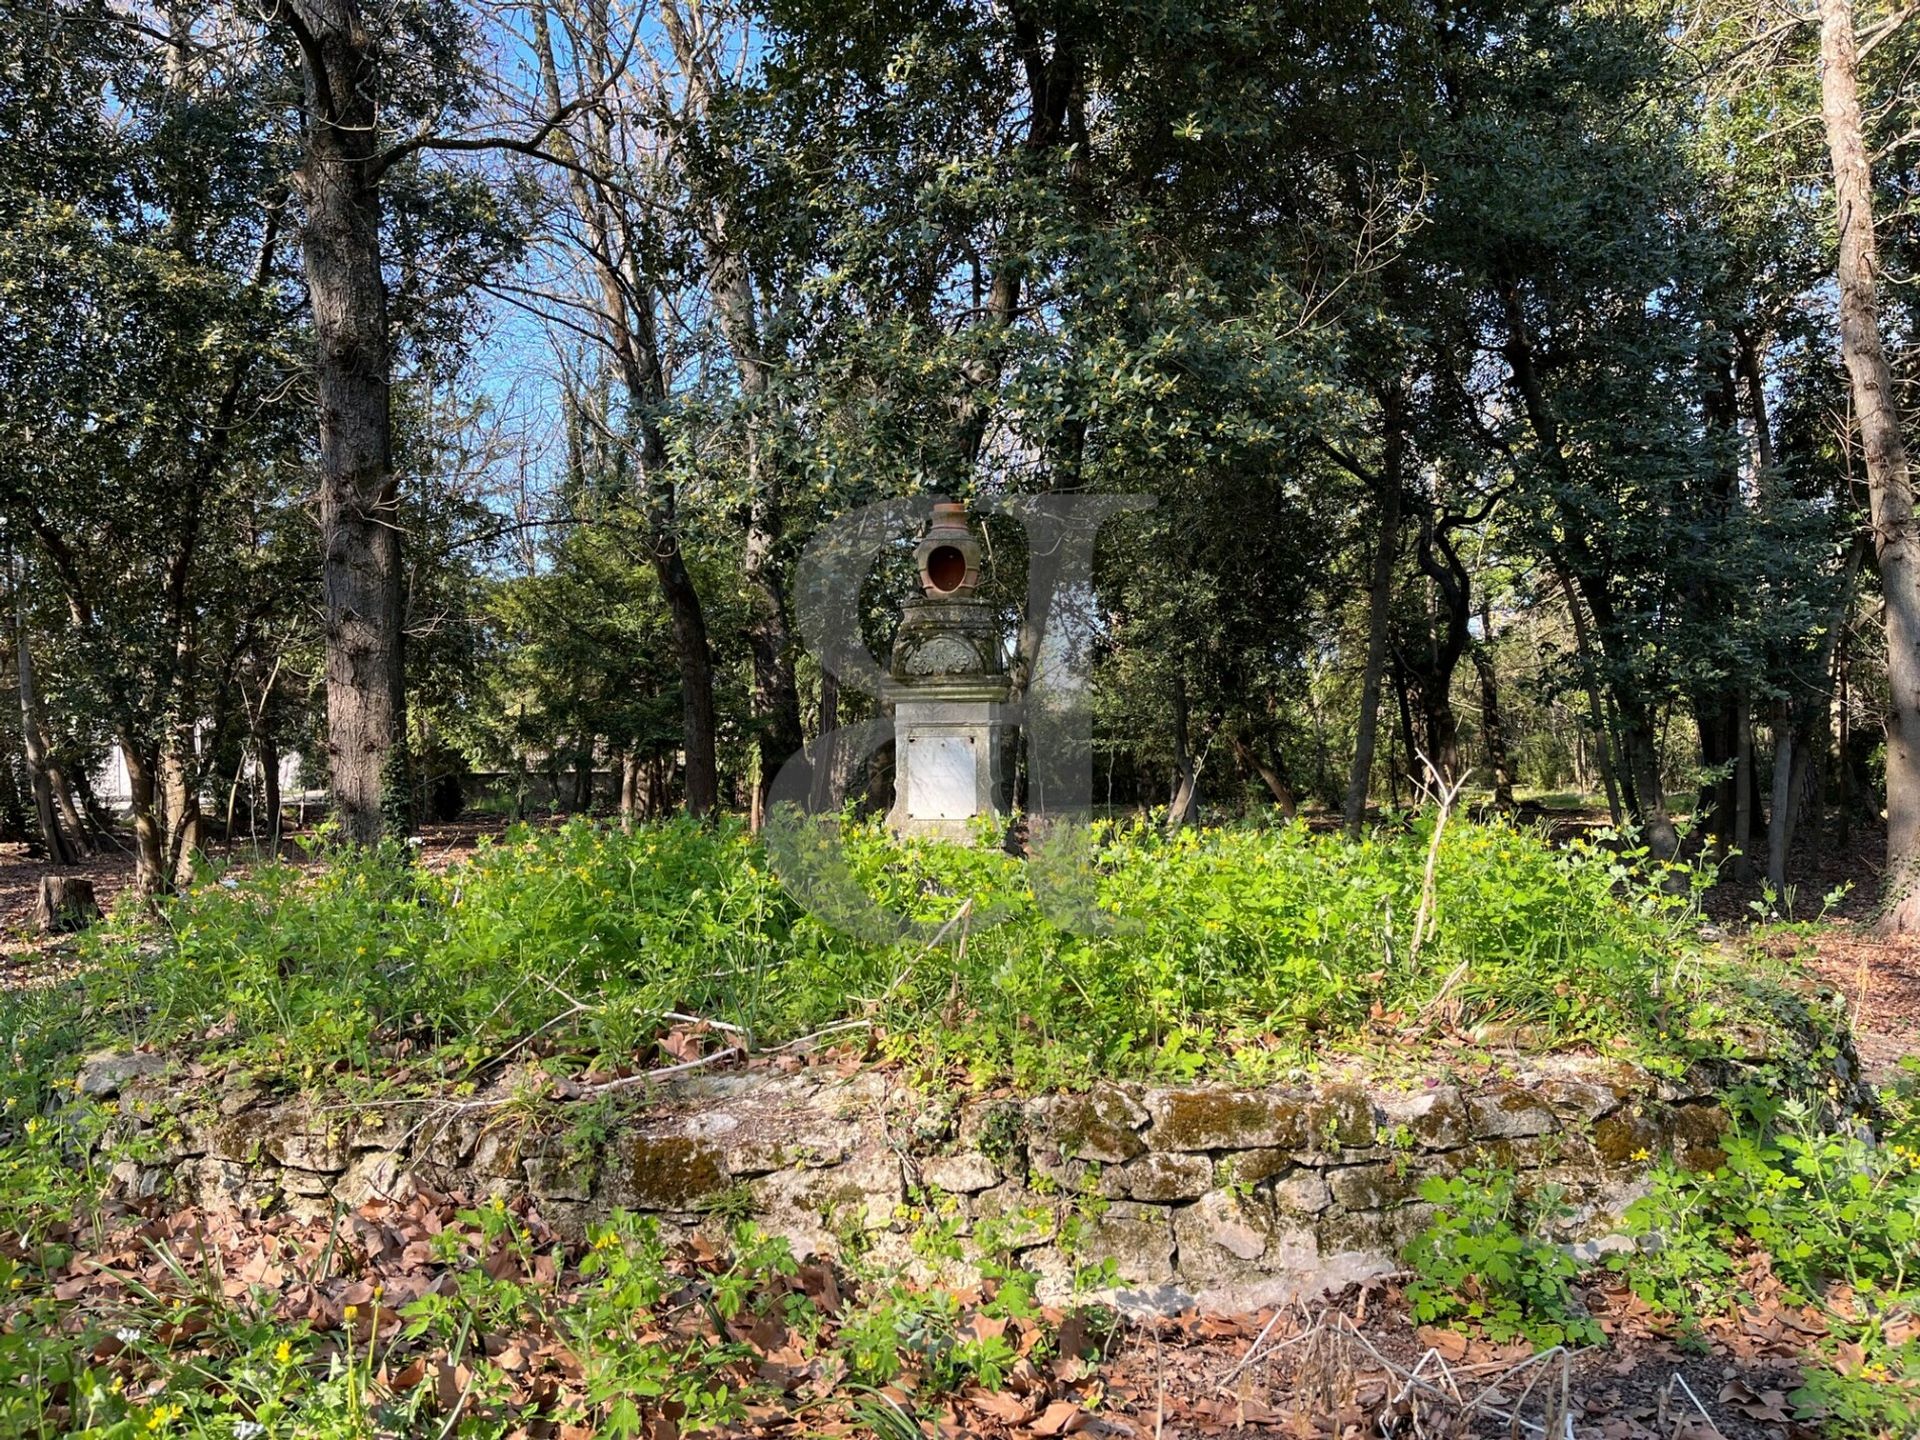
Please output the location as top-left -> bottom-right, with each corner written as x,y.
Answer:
884,501 -> 1009,840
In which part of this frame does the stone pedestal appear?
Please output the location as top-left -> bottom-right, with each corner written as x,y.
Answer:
884,675 -> 1010,841
885,502 -> 1009,841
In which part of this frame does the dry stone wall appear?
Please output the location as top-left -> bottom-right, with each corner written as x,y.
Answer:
84,1055 -> 1731,1312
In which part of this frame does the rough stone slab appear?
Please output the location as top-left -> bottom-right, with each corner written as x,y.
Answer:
972,1184 -> 1059,1251
1535,1076 -> 1628,1121
469,1126 -> 532,1183
1043,1086 -> 1148,1163
1220,1148 -> 1292,1185
920,1152 -> 1001,1195
1472,1134 -> 1568,1172
1109,1152 -> 1211,1202
217,1086 -> 263,1118
720,1139 -> 793,1177
1081,1202 -> 1175,1285
1669,1103 -> 1730,1170
414,1114 -> 481,1170
1467,1088 -> 1557,1139
1306,1085 -> 1378,1150
68,1053 -> 1766,1303
1172,1188 -> 1286,1276
1377,1086 -> 1471,1150
1327,1161 -> 1424,1212
106,1159 -> 164,1201
185,1157 -> 254,1210
276,1166 -> 334,1200
1321,1203 -> 1436,1256
1145,1089 -> 1310,1151
750,1141 -> 901,1243
1024,1144 -> 1091,1193
617,1134 -> 730,1211
346,1109 -> 416,1153
683,1110 -> 744,1141
207,1111 -> 272,1163
336,1151 -> 412,1208
262,1111 -> 351,1173
76,1050 -> 166,1099
524,1155 -> 595,1203
1271,1169 -> 1333,1215
1592,1108 -> 1665,1166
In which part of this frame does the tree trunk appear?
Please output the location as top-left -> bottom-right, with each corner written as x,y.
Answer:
273,0 -> 407,847
532,4 -> 719,820
1613,686 -> 1680,860
1767,701 -> 1795,889
258,723 -> 282,855
662,3 -> 802,828
1472,603 -> 1515,812
46,756 -> 89,860
33,875 -> 100,935
1344,465 -> 1402,836
1392,655 -> 1420,803
619,751 -> 639,831
120,740 -> 167,894
809,669 -> 842,814
73,767 -> 121,848
1559,573 -> 1622,826
653,551 -> 719,817
648,751 -> 671,818
0,739 -> 28,844
1230,730 -> 1297,817
161,736 -> 202,889
14,590 -> 77,866
1820,0 -> 1920,930
573,743 -> 594,812
1733,694 -> 1755,881
1403,507 -> 1472,789
1167,670 -> 1200,830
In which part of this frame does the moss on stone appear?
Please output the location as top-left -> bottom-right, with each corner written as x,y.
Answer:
1306,1086 -> 1376,1150
1150,1090 -> 1310,1152
626,1134 -> 729,1209
1593,1109 -> 1663,1166
1669,1103 -> 1729,1171
1047,1087 -> 1145,1163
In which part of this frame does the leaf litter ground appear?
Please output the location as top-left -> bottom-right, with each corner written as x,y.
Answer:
7,1175 -> 1840,1439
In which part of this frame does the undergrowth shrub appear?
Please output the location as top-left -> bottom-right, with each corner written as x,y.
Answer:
1402,1168 -> 1605,1349
0,812 -> 1771,1101
1614,1075 -> 1920,1435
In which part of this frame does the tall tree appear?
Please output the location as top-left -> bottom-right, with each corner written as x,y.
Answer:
526,0 -> 723,816
1818,0 -> 1920,928
268,0 -> 406,843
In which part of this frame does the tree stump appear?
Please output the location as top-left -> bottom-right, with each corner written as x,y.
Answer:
33,875 -> 101,935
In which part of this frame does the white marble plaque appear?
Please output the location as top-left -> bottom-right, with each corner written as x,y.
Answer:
907,735 -> 976,819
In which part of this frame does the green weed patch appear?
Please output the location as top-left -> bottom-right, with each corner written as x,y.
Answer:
0,815 -> 1822,1103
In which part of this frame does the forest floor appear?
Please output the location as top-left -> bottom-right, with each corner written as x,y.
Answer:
20,1176 -> 1818,1438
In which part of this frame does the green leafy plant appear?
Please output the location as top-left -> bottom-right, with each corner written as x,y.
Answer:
1403,1168 -> 1603,1350
0,813 -> 1795,1108
1612,1085 -> 1920,1433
